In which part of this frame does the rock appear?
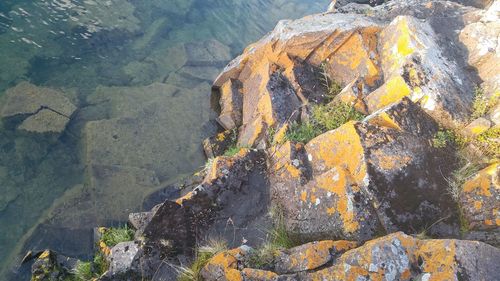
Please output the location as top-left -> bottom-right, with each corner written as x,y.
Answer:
104,242 -> 141,280
201,233 -> 500,280
271,98 -> 459,241
0,82 -> 76,134
201,247 -> 250,281
305,232 -> 500,281
275,240 -> 358,274
141,150 -> 270,253
460,1 -> 500,97
216,79 -> 244,130
241,268 -> 278,281
464,117 -> 492,136
203,129 -> 238,158
31,250 -> 77,281
213,13 -> 383,147
460,163 -> 499,235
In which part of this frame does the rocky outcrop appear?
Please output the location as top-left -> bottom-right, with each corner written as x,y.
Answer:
201,232 -> 500,281
460,163 -> 500,245
27,0 -> 500,280
0,82 -> 76,134
270,98 -> 459,242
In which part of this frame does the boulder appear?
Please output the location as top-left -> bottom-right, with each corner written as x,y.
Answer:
103,242 -> 141,280
460,163 -> 499,241
460,1 -> 500,97
274,240 -> 358,274
213,13 -> 383,147
203,129 -> 238,158
200,233 -> 500,280
0,82 -> 76,134
201,246 -> 250,281
305,232 -> 500,280
30,250 -> 78,281
271,98 -> 459,241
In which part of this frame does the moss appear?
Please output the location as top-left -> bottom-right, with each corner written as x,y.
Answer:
285,102 -> 364,144
101,225 -> 134,248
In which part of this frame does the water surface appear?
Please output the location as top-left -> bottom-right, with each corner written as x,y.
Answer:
0,0 -> 329,279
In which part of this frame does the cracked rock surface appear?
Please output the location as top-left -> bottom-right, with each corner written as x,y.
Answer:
0,82 -> 76,134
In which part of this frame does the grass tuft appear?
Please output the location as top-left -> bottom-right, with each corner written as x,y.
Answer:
320,62 -> 343,102
471,87 -> 498,120
223,145 -> 242,157
285,102 -> 364,144
101,225 -> 134,248
246,205 -> 298,270
177,239 -> 228,281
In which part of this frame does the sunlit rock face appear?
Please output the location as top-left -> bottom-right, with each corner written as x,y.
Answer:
199,233 -> 500,281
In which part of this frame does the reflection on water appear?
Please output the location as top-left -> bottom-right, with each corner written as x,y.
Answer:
0,0 -> 329,279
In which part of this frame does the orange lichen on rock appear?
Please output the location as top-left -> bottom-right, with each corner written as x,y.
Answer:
241,268 -> 278,280
202,248 -> 247,281
326,29 -> 382,87
305,121 -> 366,184
276,240 -> 358,274
460,163 -> 500,230
416,240 -> 457,281
365,75 -> 412,113
316,168 -> 360,233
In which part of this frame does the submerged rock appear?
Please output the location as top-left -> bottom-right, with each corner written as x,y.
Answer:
0,82 -> 76,134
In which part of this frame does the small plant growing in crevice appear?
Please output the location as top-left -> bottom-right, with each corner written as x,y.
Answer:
471,87 -> 498,120
320,62 -> 343,102
285,102 -> 364,144
246,205 -> 298,270
101,225 -> 134,248
432,129 -> 458,148
223,145 -> 243,157
474,127 -> 500,158
177,239 -> 228,281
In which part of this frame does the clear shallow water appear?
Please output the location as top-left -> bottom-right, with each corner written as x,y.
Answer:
0,0 -> 329,279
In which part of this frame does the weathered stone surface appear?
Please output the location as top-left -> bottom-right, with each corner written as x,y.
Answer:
271,98 -> 458,241
0,82 -> 76,133
31,250 -> 77,281
203,129 -> 237,158
132,150 -> 270,280
460,1 -> 500,96
275,240 -> 358,274
213,13 -> 383,147
241,268 -> 278,281
305,232 -> 500,281
217,79 -> 244,130
201,247 -> 250,281
201,233 -> 500,280
104,242 -> 141,280
460,163 -> 499,232
464,117 -> 492,136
